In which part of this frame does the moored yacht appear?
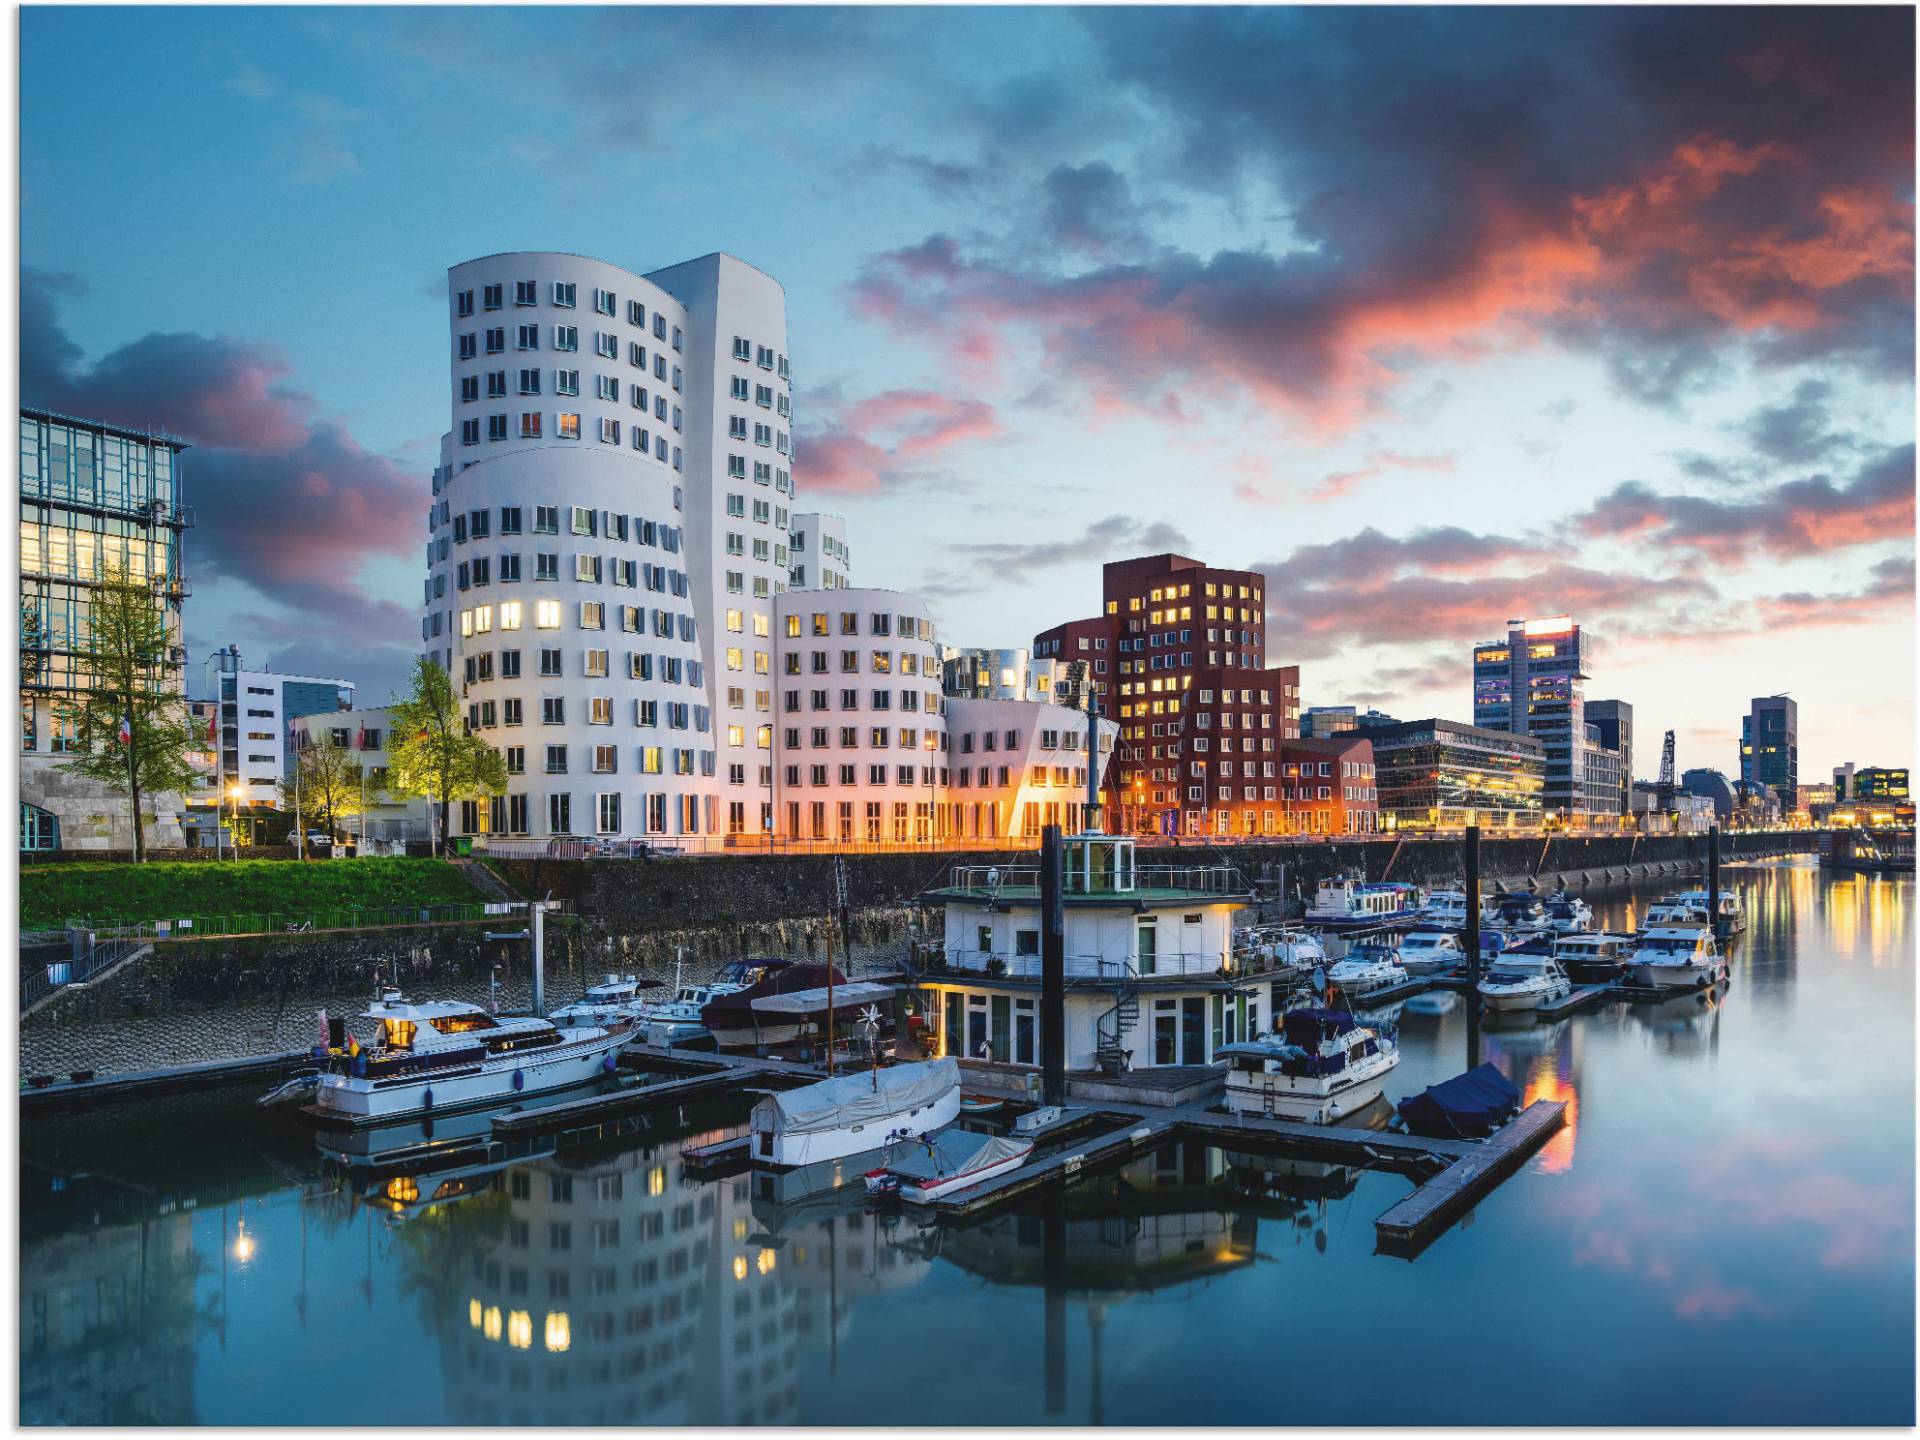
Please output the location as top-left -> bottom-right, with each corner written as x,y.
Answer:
750,1058 -> 961,1168
1646,888 -> 1745,935
1421,889 -> 1482,927
1554,931 -> 1637,984
310,991 -> 629,1122
1325,943 -> 1409,996
1397,929 -> 1466,976
1235,925 -> 1328,979
634,958 -> 778,1045
1627,926 -> 1729,990
549,973 -> 651,1029
1218,1007 -> 1400,1124
864,1129 -> 1034,1203
1487,891 -> 1549,933
1476,952 -> 1574,1012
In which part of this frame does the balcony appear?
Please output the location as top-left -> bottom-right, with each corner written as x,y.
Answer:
932,861 -> 1247,904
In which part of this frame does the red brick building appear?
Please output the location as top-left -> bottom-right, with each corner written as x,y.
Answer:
1035,554 -> 1303,835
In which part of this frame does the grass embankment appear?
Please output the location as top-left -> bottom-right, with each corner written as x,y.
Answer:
20,857 -> 486,930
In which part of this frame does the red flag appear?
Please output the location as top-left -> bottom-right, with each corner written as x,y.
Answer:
116,715 -> 131,746
417,726 -> 429,741
206,710 -> 217,744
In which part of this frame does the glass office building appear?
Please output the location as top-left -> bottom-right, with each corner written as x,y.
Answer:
1369,718 -> 1548,831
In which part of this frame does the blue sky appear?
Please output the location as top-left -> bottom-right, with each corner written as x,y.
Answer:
20,6 -> 1915,780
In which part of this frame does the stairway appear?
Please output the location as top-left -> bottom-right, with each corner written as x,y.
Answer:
451,856 -> 519,904
1094,973 -> 1141,1074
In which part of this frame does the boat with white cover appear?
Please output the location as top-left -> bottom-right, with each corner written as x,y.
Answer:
1397,929 -> 1466,976
1422,889 -> 1481,926
310,991 -> 629,1122
1476,952 -> 1574,1012
864,1129 -> 1034,1203
1627,926 -> 1730,990
1487,892 -> 1549,933
1326,943 -> 1408,996
1219,1007 -> 1400,1124
750,1058 -> 960,1168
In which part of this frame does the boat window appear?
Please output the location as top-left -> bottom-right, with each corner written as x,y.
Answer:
383,1019 -> 417,1049
440,1014 -> 500,1034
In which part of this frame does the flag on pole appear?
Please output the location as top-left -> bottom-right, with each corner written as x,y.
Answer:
206,710 -> 217,744
116,715 -> 131,746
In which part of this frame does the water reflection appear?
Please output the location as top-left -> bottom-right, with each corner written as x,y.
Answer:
18,861 -> 1916,1426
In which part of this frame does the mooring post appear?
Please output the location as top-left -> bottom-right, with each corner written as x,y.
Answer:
1041,823 -> 1066,1106
1464,824 -> 1482,988
530,901 -> 546,1016
1707,824 -> 1723,942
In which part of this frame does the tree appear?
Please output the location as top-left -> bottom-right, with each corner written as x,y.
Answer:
57,562 -> 200,862
278,732 -> 365,838
387,656 -> 507,853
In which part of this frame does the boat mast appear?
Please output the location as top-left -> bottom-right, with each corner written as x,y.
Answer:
824,909 -> 836,1077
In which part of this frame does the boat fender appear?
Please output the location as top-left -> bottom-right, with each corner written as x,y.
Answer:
602,1052 -> 618,1073
513,1069 -> 526,1091
422,1087 -> 434,1111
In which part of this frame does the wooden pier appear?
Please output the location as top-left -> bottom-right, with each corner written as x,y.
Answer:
20,1049 -> 310,1114
1373,1098 -> 1567,1256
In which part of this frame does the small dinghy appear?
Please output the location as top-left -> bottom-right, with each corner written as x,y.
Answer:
1396,1063 -> 1521,1138
864,1129 -> 1033,1203
958,1093 -> 1005,1116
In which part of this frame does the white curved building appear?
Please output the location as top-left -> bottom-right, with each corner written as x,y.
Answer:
772,588 -> 945,844
426,252 -> 794,841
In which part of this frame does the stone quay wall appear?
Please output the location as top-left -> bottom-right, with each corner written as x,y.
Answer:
21,830 -> 1811,1079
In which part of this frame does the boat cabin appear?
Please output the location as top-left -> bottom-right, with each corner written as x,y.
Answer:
916,830 -> 1260,1074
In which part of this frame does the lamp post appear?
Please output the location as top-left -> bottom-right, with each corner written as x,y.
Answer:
227,782 -> 245,851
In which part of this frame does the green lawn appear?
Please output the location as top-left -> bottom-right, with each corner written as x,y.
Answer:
20,857 -> 487,930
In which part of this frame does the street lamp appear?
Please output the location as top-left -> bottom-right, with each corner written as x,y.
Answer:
227,782 -> 246,851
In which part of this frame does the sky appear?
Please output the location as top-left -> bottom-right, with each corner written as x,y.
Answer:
18,5 -> 1916,783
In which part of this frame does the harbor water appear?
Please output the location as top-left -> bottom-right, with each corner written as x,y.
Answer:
18,858 -> 1913,1425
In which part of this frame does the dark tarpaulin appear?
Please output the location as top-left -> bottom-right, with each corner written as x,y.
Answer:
1396,1063 -> 1520,1138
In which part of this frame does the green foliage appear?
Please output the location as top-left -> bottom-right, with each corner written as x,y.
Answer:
56,562 -> 201,860
19,857 -> 485,929
387,657 -> 507,851
278,733 -> 366,834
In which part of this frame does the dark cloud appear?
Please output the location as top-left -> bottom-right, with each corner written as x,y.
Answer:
1040,162 -> 1154,260
917,515 -> 1191,601
850,8 -> 1912,427
1742,379 -> 1849,465
22,269 -> 423,689
1574,443 -> 1915,563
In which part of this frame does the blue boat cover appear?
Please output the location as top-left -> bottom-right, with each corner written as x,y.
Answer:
1396,1063 -> 1520,1137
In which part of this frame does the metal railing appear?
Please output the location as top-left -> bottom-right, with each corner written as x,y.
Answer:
942,862 -> 1243,894
54,899 -> 543,944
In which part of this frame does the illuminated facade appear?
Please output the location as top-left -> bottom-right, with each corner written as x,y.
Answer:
1739,694 -> 1797,810
1035,553 -> 1296,835
1368,717 -> 1548,830
19,408 -> 195,852
1472,616 -> 1612,818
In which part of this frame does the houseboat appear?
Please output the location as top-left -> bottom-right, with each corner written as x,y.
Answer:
1218,1007 -> 1400,1124
1305,876 -> 1425,929
308,991 -> 629,1123
749,1058 -> 960,1168
913,827 -> 1260,1078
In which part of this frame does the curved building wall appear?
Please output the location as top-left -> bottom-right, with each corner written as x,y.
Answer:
772,588 -> 945,843
427,250 -> 792,839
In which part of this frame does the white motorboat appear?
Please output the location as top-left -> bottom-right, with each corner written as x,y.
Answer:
549,973 -> 651,1029
1645,889 -> 1744,935
630,956 -> 768,1045
1476,953 -> 1574,1012
1627,926 -> 1729,990
1422,889 -> 1482,927
1540,892 -> 1593,934
864,1129 -> 1034,1203
1326,944 -> 1408,996
1236,925 -> 1328,978
310,991 -> 629,1122
749,1058 -> 961,1168
1219,1007 -> 1400,1124
1397,929 -> 1466,976
1305,876 -> 1425,927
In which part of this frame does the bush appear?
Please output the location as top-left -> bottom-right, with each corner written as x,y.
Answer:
19,857 -> 486,930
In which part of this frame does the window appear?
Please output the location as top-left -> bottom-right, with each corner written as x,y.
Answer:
600,417 -> 620,444
596,792 -> 621,833
555,369 -> 579,396
553,325 -> 578,351
516,324 -> 539,350
460,375 -> 479,403
536,600 -> 561,629
557,413 -> 580,440
519,412 -> 542,438
552,281 -> 576,307
515,280 -> 537,306
483,283 -> 502,310
593,287 -> 616,315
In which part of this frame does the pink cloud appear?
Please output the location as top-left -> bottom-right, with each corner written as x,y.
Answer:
799,388 -> 1004,496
